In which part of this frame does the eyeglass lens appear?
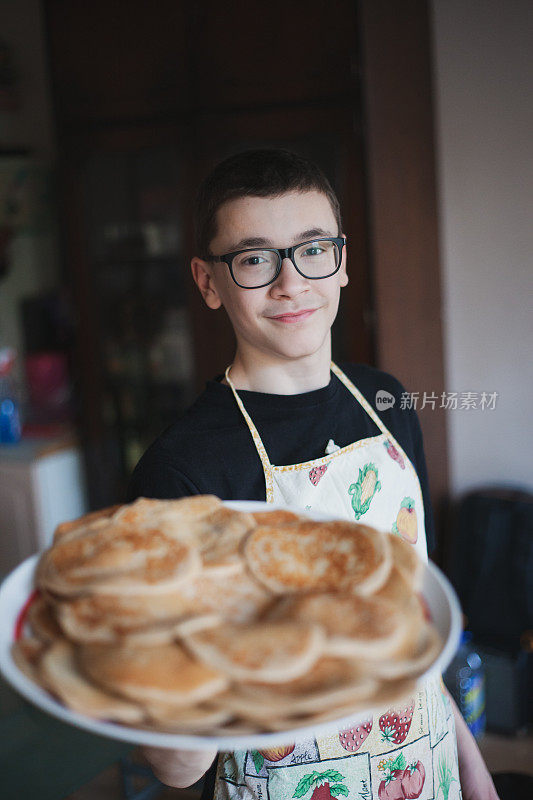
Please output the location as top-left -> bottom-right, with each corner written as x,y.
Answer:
232,240 -> 340,288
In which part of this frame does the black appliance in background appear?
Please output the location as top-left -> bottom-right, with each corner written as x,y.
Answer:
448,489 -> 533,733
20,290 -> 74,354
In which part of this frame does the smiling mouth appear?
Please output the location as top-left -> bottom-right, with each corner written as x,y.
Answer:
268,309 -> 318,323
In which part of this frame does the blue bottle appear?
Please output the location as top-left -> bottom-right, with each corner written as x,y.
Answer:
0,355 -> 22,444
444,631 -> 486,738
0,396 -> 21,443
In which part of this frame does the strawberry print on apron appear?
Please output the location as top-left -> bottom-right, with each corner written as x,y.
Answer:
214,363 -> 461,800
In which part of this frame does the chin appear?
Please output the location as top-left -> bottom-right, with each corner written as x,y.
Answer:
272,338 -> 329,362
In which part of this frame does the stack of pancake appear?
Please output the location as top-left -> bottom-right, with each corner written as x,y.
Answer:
12,497 -> 441,736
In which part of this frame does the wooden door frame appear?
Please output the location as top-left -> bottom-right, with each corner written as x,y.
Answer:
358,1 -> 449,560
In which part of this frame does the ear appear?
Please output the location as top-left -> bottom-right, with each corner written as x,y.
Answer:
191,257 -> 223,309
339,237 -> 348,287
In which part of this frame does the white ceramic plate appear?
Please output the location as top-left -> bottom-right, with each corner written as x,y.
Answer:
0,501 -> 462,750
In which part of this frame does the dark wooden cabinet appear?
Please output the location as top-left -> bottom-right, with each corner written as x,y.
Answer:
45,0 -> 359,123
188,0 -> 358,109
44,1 -> 191,123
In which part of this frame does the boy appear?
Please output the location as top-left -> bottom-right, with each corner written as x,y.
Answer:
129,149 -> 498,800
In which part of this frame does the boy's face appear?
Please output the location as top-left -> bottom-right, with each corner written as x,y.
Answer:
191,190 -> 348,366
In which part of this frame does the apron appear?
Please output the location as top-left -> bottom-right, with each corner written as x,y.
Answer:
214,363 -> 462,800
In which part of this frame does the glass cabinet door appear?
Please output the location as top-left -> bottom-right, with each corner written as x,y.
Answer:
82,147 -> 195,488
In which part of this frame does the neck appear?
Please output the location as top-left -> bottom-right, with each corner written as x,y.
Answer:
226,338 -> 333,394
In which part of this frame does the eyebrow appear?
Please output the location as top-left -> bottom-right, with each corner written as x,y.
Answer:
224,228 -> 335,252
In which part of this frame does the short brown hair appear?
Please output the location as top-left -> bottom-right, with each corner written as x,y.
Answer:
195,149 -> 342,259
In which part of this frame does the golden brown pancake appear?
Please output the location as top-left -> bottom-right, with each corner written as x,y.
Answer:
54,561 -> 272,643
118,618 -> 210,647
53,505 -> 122,543
40,640 -> 145,723
37,523 -> 200,596
174,562 -> 274,624
184,620 -> 324,683
269,592 -> 409,659
188,506 -> 256,568
262,675 -> 418,732
223,657 -> 377,717
372,565 -> 414,606
116,612 -> 220,646
111,495 -> 222,535
361,622 -> 442,680
54,589 -> 195,642
251,510 -> 305,525
11,637 -> 47,683
389,534 -> 424,589
244,519 -> 391,595
79,642 -> 228,706
27,595 -> 63,643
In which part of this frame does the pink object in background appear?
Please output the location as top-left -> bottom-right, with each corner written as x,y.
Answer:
25,352 -> 72,423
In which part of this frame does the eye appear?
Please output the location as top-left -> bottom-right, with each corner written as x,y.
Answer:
242,255 -> 267,266
301,244 -> 325,257
235,250 -> 276,269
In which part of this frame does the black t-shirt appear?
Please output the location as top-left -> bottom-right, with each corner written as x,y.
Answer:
127,362 -> 435,553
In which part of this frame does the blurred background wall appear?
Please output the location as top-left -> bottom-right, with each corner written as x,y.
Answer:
432,0 -> 533,496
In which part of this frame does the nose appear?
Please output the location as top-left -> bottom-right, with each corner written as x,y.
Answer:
269,256 -> 309,297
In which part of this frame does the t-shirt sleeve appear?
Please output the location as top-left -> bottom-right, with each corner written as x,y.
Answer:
126,453 -> 201,503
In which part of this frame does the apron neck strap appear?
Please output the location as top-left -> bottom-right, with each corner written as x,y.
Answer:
330,362 -> 391,438
225,361 -> 391,445
224,365 -> 273,477
224,361 -> 397,497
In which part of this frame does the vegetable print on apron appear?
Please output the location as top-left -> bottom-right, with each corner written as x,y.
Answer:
215,363 -> 461,800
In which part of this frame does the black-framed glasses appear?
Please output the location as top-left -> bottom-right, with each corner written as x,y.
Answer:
209,236 -> 346,289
